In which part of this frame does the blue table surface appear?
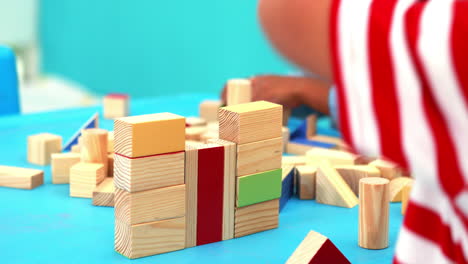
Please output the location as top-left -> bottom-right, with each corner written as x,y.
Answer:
0,94 -> 402,264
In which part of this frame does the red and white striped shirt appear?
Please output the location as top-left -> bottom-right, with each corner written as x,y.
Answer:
330,0 -> 468,263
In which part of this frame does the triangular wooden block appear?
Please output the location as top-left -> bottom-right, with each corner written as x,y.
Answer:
389,177 -> 413,202
286,230 -> 351,264
316,162 -> 358,208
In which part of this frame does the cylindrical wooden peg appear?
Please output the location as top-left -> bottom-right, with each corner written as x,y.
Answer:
81,128 -> 109,175
359,177 -> 390,249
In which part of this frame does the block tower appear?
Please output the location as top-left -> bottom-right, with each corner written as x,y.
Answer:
219,101 -> 283,237
113,113 -> 186,259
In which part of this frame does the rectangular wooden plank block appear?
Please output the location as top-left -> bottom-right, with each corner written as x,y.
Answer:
234,199 -> 279,238
184,144 -> 199,248
237,168 -> 282,208
115,217 -> 185,259
93,177 -> 115,207
297,165 -> 317,200
70,162 -> 105,198
51,152 -> 81,184
282,155 -> 307,166
115,184 -> 185,225
0,165 -> 43,189
237,137 -> 282,177
114,151 -> 184,193
196,144 -> 225,246
114,113 -> 185,158
219,101 -> 282,144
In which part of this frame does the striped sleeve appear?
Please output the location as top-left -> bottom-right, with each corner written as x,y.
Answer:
329,0 -> 468,263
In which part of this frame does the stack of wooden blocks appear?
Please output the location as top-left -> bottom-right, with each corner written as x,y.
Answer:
113,113 -> 186,259
219,101 -> 283,238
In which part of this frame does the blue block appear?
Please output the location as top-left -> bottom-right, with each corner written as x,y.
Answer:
280,167 -> 295,212
62,113 -> 99,151
0,46 -> 20,116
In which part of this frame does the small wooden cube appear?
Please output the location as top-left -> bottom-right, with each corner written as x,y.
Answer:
27,133 -> 62,165
51,153 -> 81,184
103,94 -> 129,119
226,78 -> 252,106
114,113 -> 185,158
114,151 -> 184,193
199,100 -> 221,122
115,217 -> 186,259
70,162 -> 105,198
234,199 -> 279,238
0,165 -> 44,189
297,165 -> 317,200
237,137 -> 282,177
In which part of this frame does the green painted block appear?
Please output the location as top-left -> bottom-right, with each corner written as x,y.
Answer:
237,168 -> 282,207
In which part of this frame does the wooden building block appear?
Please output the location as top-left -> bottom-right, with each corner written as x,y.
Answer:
115,216 -> 185,259
219,101 -> 282,145
196,144 -> 225,246
287,142 -> 315,155
306,114 -> 317,138
208,139 -> 236,241
71,144 -> 81,153
335,165 -> 381,196
306,148 -> 356,166
237,168 -> 282,207
70,162 -> 105,198
184,144 -> 199,248
200,131 -> 218,143
282,127 -> 290,153
114,113 -> 185,158
108,131 -> 114,153
108,153 -> 114,177
51,152 -> 81,184
186,117 -> 207,127
114,151 -> 184,193
234,199 -> 279,238
308,135 -> 348,150
237,137 -> 282,177
369,159 -> 402,180
226,78 -> 252,106
354,156 -> 377,165
359,177 -> 390,249
316,162 -> 358,208
93,177 -> 115,207
282,155 -> 307,166
297,165 -> 317,200
81,128 -> 108,176
0,165 -> 43,189
389,177 -> 413,202
115,185 -> 185,225
283,108 -> 291,126
280,164 -> 295,211
401,181 -> 413,215
103,93 -> 129,119
199,100 -> 221,122
62,112 -> 99,152
185,126 -> 207,141
27,133 -> 62,165
286,230 -> 351,264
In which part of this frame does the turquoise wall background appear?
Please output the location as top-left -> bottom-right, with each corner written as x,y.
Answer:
39,0 -> 294,98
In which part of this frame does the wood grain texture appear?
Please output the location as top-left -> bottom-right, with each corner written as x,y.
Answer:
234,199 -> 279,238
389,177 -> 413,202
70,162 -> 105,198
196,144 -> 225,246
286,142 -> 315,155
200,130 -> 219,143
236,137 -> 282,177
93,177 -> 115,207
114,113 -> 185,158
108,131 -> 114,153
296,165 -> 317,200
103,95 -> 129,119
306,114 -> 317,138
236,169 -> 282,207
401,181 -> 413,215
115,216 -> 185,259
115,185 -> 185,225
184,144 -> 199,248
219,101 -> 282,145
359,177 -> 390,249
226,78 -> 252,106
286,230 -> 351,264
186,117 -> 207,127
282,127 -> 290,153
199,100 -> 221,122
108,153 -> 114,177
282,155 -> 307,166
368,159 -> 402,180
81,128 -> 109,176
51,153 -> 81,184
27,133 -> 62,165
280,164 -> 295,211
307,148 -> 356,166
335,165 -> 381,196
0,165 -> 43,189
316,162 -> 358,208
208,139 -> 236,241
114,151 -> 184,193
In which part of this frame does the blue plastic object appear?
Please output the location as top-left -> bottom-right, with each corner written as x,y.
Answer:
0,46 -> 20,116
